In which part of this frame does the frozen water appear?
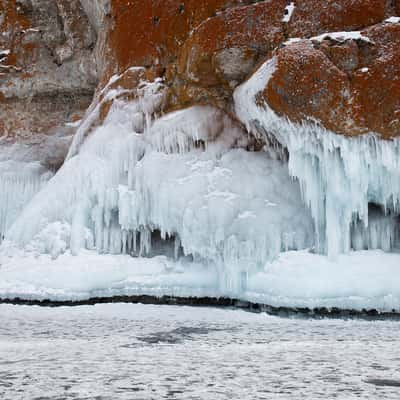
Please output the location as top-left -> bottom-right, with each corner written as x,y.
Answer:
1,303 -> 400,400
1,59 -> 400,307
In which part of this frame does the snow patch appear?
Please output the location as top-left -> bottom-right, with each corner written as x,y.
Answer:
0,250 -> 218,300
385,17 -> 400,24
283,37 -> 302,46
1,249 -> 400,311
311,31 -> 372,44
282,2 -> 295,23
246,250 -> 400,311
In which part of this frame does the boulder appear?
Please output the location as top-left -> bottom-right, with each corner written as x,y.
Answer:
262,21 -> 400,138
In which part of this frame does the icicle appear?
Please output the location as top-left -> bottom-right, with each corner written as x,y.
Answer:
132,230 -> 137,254
122,229 -> 127,254
139,227 -> 151,256
174,235 -> 181,260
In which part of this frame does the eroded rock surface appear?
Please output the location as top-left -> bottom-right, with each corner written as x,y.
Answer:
0,1 -> 98,138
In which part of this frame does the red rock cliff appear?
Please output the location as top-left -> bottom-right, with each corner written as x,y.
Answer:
1,0 -> 399,153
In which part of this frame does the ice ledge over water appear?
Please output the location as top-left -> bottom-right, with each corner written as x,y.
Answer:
1,250 -> 400,312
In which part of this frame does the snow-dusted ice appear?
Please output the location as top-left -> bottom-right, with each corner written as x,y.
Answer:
1,303 -> 400,400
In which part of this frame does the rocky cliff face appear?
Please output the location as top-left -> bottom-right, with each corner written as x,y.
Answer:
1,0 -> 399,151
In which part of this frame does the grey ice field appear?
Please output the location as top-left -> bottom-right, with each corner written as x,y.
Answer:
1,303 -> 400,399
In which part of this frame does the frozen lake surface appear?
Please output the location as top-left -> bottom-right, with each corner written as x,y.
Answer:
1,303 -> 400,399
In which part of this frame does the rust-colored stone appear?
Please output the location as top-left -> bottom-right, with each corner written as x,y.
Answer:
107,0 -> 253,75
0,0 -> 31,67
351,23 -> 400,137
265,41 -> 354,135
288,0 -> 387,38
263,22 -> 400,138
177,0 -> 287,87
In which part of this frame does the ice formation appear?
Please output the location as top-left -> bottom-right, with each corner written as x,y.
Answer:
0,137 -> 56,242
234,57 -> 400,258
0,160 -> 52,242
1,74 -> 314,293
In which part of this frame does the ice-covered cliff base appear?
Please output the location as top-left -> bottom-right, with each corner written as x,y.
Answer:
1,67 -> 400,311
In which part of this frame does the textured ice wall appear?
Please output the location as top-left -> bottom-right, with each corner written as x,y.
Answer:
0,161 -> 52,242
0,138 -> 55,242
3,77 -> 314,292
234,57 -> 400,257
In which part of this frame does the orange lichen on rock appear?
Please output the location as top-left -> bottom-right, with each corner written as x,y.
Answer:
262,21 -> 400,138
178,0 -> 287,87
107,0 -> 253,75
287,0 -> 387,38
264,41 -> 354,135
350,22 -> 400,137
